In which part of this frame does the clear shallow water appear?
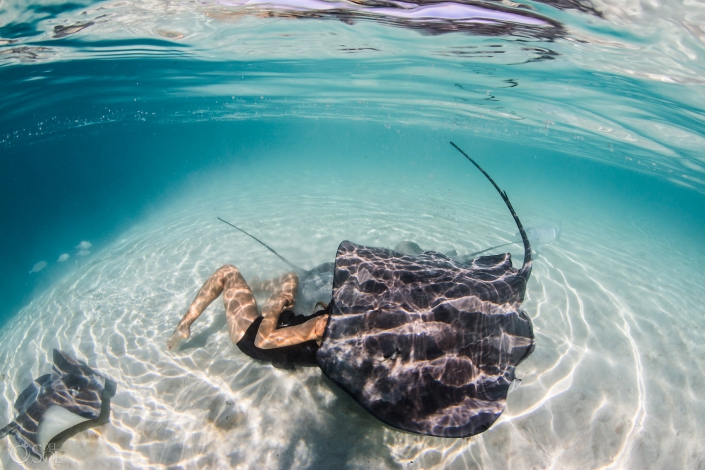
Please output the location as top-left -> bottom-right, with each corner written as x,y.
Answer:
1,0 -> 705,468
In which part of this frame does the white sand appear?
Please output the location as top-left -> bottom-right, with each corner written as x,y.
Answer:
1,162 -> 704,469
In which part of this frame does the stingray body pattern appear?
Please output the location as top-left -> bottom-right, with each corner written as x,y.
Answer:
318,242 -> 534,437
0,349 -> 115,456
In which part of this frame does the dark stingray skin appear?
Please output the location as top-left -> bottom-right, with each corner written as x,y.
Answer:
316,242 -> 534,437
0,349 -> 114,456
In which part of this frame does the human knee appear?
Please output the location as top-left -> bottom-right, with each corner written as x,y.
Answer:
282,272 -> 299,292
216,265 -> 243,282
217,264 -> 239,274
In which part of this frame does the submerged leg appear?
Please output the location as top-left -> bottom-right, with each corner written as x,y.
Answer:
247,275 -> 285,295
255,272 -> 329,349
167,265 -> 259,349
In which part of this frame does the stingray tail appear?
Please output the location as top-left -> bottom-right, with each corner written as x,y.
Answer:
0,421 -> 17,439
462,240 -> 518,260
217,217 -> 306,276
450,142 -> 532,281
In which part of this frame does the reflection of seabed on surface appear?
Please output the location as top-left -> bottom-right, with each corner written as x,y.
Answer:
0,168 -> 704,468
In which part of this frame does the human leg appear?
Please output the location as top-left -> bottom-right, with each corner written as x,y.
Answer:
254,272 -> 329,349
167,265 -> 258,349
247,275 -> 284,294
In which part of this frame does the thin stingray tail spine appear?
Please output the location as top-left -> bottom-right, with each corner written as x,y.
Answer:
464,240 -> 517,259
0,422 -> 17,439
449,141 -> 533,282
217,217 -> 306,275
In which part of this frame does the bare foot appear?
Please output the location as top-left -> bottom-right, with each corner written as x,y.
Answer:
166,327 -> 190,350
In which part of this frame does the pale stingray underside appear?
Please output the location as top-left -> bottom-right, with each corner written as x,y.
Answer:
0,349 -> 115,456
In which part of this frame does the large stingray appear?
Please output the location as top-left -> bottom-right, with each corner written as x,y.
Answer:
0,349 -> 116,456
220,141 -> 535,437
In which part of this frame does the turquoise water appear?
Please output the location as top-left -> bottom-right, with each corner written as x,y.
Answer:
2,0 -> 705,467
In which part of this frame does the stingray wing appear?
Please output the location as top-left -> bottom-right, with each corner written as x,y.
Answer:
0,377 -> 39,443
316,241 -> 535,438
2,375 -> 54,453
1,350 -> 112,456
49,349 -> 107,419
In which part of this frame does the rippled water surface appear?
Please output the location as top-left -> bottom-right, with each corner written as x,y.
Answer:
1,0 -> 705,467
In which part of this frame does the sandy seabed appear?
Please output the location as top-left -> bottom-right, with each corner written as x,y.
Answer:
1,164 -> 705,470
